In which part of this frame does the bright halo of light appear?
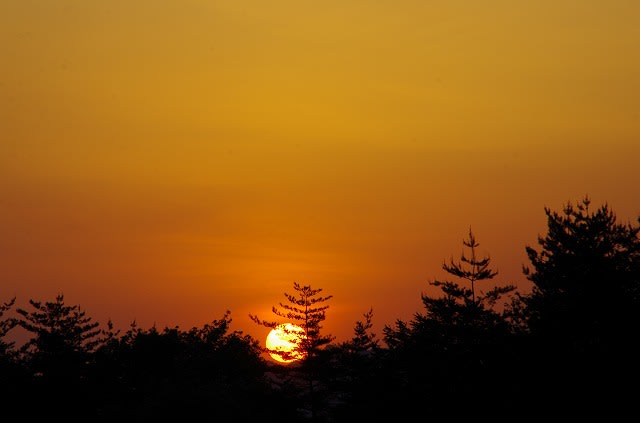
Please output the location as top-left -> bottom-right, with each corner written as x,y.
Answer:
265,323 -> 306,363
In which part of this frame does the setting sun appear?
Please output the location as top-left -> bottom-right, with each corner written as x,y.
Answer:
265,323 -> 306,363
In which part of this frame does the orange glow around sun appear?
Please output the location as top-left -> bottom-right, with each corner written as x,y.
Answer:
265,323 -> 306,363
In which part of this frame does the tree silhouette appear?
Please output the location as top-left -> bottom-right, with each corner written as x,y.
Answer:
0,297 -> 16,357
17,294 -> 102,379
421,229 -> 515,335
91,311 -> 273,421
444,227 -> 498,303
14,294 -> 103,416
385,228 -> 515,348
382,229 -> 516,419
250,281 -> 334,363
511,196 -> 640,418
344,307 -> 378,354
0,297 -> 24,405
330,308 -> 384,420
518,196 -> 640,346
250,281 -> 335,420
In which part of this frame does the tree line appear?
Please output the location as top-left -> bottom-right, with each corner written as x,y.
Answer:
1,197 -> 639,421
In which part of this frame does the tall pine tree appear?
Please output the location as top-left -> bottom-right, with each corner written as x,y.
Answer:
17,294 -> 102,382
250,281 -> 335,420
512,197 -> 640,418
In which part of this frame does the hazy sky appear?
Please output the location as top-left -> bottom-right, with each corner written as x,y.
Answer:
1,0 -> 639,343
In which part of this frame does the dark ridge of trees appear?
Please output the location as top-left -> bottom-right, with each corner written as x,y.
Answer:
1,303 -> 285,421
0,197 -> 638,421
87,311 -> 280,422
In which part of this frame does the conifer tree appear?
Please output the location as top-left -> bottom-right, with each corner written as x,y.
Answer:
345,308 -> 378,353
511,197 -> 640,418
0,297 -> 16,357
250,281 -> 334,362
518,196 -> 640,347
443,228 -> 498,303
382,230 -> 516,419
16,294 -> 102,381
0,297 -> 25,408
250,281 -> 334,420
414,228 -> 515,338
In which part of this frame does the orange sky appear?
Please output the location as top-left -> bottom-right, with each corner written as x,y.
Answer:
1,0 -> 639,344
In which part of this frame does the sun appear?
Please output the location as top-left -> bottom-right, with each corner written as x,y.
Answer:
265,323 -> 306,363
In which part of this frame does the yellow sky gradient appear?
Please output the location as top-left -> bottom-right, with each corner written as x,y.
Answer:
1,0 -> 639,343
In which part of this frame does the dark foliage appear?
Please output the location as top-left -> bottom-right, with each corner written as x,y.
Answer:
0,297 -> 28,406
8,299 -> 286,421
330,309 -> 387,421
510,196 -> 640,418
13,294 -> 102,415
0,297 -> 17,355
380,229 -> 517,418
89,311 -> 281,421
519,197 -> 640,346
